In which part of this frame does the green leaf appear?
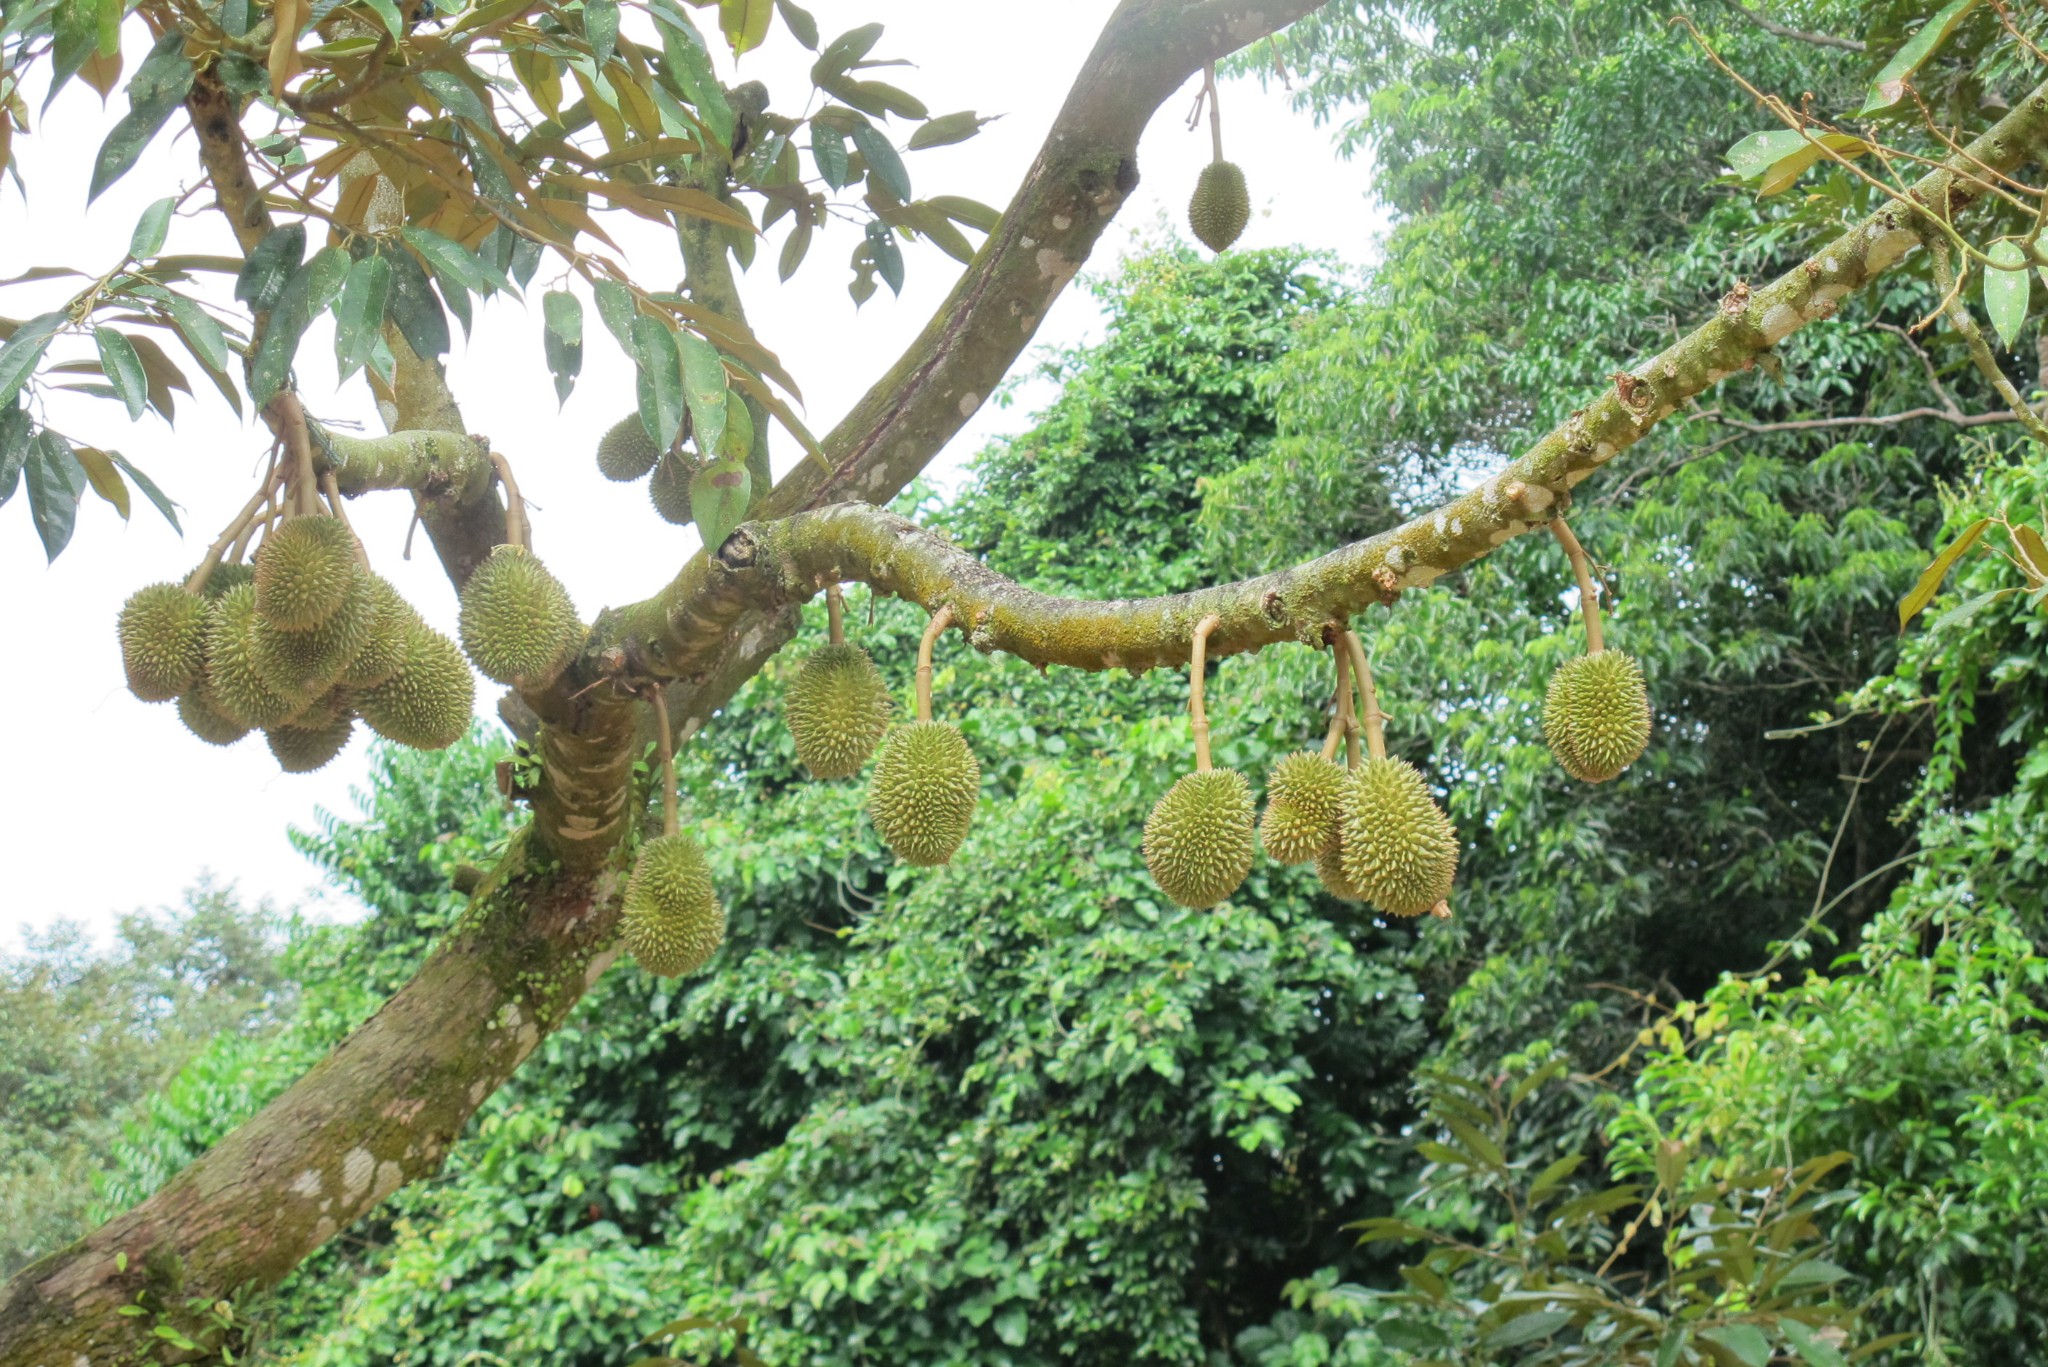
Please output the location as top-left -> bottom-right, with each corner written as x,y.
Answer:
1481,1309 -> 1572,1349
1861,0 -> 1981,114
1656,1325 -> 1688,1367
1527,1153 -> 1587,1200
719,0 -> 770,55
334,253 -> 390,382
0,405 -> 31,505
631,315 -> 685,451
584,0 -> 618,68
164,295 -> 229,374
2013,521 -> 2048,584
1779,1321 -> 1849,1367
649,3 -> 735,149
108,449 -> 179,531
233,223 -> 307,311
300,246 -> 350,319
718,392 -> 754,462
1924,586 -> 2010,634
927,194 -> 1001,232
811,21 -> 881,81
1378,1320 -> 1452,1351
0,310 -> 66,409
417,67 -> 489,125
865,221 -> 904,294
382,245 -> 451,360
851,122 -> 909,201
690,456 -> 749,549
1725,129 -> 1869,196
129,196 -> 175,259
88,31 -> 195,202
909,110 -> 996,150
1776,1258 -> 1853,1290
811,122 -> 851,188
678,329 -> 728,455
358,0 -> 405,40
248,264 -> 315,404
1898,517 -> 1989,629
593,278 -> 638,352
73,444 -> 129,517
400,226 -> 492,295
94,326 -> 148,420
1985,238 -> 2030,348
774,0 -> 815,48
992,1307 -> 1027,1349
1700,1324 -> 1771,1367
25,429 -> 84,560
543,289 -> 582,406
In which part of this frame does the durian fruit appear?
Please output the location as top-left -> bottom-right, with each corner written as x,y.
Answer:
359,623 -> 474,750
620,831 -> 726,977
1543,649 -> 1651,784
199,561 -> 255,600
1143,768 -> 1256,909
596,414 -> 661,482
867,720 -> 980,866
341,576 -> 417,690
251,569 -> 375,701
266,712 -> 356,773
1188,160 -> 1250,252
203,584 -> 301,730
784,643 -> 892,778
117,582 -> 207,702
253,517 -> 359,631
178,684 -> 251,747
1338,757 -> 1459,918
1259,750 -> 1349,864
1315,834 -> 1366,904
458,545 -> 584,687
649,452 -> 694,526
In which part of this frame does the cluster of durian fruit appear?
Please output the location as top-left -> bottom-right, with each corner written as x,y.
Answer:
595,414 -> 698,526
117,501 -> 588,773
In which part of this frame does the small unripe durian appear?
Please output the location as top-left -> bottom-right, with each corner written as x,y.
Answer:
784,643 -> 892,778
266,713 -> 356,773
199,562 -> 255,600
458,545 -> 584,687
178,684 -> 251,747
650,452 -> 694,526
867,720 -> 980,866
341,576 -> 416,690
620,832 -> 725,977
1315,834 -> 1366,903
1143,768 -> 1256,909
203,584 -> 300,730
597,414 -> 662,482
251,569 -> 375,701
1188,160 -> 1250,252
1544,650 -> 1651,783
118,583 -> 206,701
1259,751 -> 1349,864
1339,758 -> 1458,918
359,623 -> 474,750
253,517 -> 359,630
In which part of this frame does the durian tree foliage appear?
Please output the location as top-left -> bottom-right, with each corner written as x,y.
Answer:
9,0 -> 2048,1360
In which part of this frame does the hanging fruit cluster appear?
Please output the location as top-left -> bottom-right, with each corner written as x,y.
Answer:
1186,62 -> 1250,253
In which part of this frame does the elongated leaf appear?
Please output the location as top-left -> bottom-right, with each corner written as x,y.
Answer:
234,223 -> 306,310
400,226 -> 492,294
774,0 -> 815,48
359,0 -> 405,40
677,329 -> 727,455
1899,517 -> 1989,628
91,31 -> 194,201
811,22 -> 881,81
1985,238 -> 2030,348
811,122 -> 851,187
909,110 -> 995,150
927,194 -> 1001,232
850,122 -> 909,201
417,67 -> 490,124
25,429 -> 84,560
1656,1326 -> 1688,1367
650,6 -> 735,149
268,0 -> 305,95
301,246 -> 350,318
584,0 -> 619,67
631,315 -> 685,451
2013,522 -> 2048,582
779,216 -> 813,281
129,196 -> 175,259
718,393 -> 754,462
382,245 -> 450,360
1778,1321 -> 1848,1367
866,221 -> 904,294
593,278 -> 638,351
1862,0 -> 1981,114
543,289 -> 582,406
73,444 -> 129,517
164,295 -> 230,373
690,456 -> 749,549
1482,1310 -> 1572,1350
1725,129 -> 1869,197
248,263 -> 317,404
1699,1324 -> 1771,1367
0,310 -> 66,409
108,449 -> 179,531
0,405 -> 30,505
94,326 -> 148,420
333,253 -> 389,381
719,0 -> 769,55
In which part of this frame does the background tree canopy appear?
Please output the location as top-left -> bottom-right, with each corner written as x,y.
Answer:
6,0 -> 2048,1363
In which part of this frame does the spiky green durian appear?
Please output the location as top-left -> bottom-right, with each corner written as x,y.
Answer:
199,562 -> 255,601
1143,767 -> 1256,909
650,452 -> 694,526
1338,757 -> 1458,918
177,683 -> 250,747
117,582 -> 206,701
867,720 -> 980,866
1543,649 -> 1652,784
203,584 -> 300,730
340,576 -> 416,689
458,545 -> 584,687
620,831 -> 725,977
1189,160 -> 1250,252
597,414 -> 662,482
358,623 -> 473,750
1315,834 -> 1366,903
266,713 -> 356,773
784,643 -> 892,778
251,569 -> 375,701
253,516 -> 359,630
1259,750 -> 1349,864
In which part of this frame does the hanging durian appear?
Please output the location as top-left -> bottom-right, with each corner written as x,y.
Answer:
1330,629 -> 1457,919
867,605 -> 979,866
341,576 -> 417,690
118,582 -> 207,702
250,568 -> 375,701
650,452 -> 695,526
785,586 -> 891,778
266,712 -> 357,773
178,683 -> 251,747
1143,613 -> 1255,908
358,623 -> 473,750
621,686 -> 725,976
458,544 -> 584,687
596,414 -> 662,482
1542,521 -> 1651,783
253,515 -> 359,631
203,584 -> 301,731
1187,65 -> 1249,252
1260,649 -> 1357,864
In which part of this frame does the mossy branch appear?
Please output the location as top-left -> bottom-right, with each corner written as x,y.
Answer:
313,425 -> 495,503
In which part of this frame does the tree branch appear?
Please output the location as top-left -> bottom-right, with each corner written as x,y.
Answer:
1726,0 -> 1866,52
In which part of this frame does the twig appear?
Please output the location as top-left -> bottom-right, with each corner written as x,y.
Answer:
1320,639 -> 1351,763
1552,519 -> 1606,655
649,682 -> 677,838
1925,230 -> 2048,445
1202,63 -> 1223,163
1340,629 -> 1386,762
488,452 -> 527,551
1189,613 -> 1222,770
321,470 -> 370,569
1726,0 -> 1865,51
826,583 -> 844,646
914,604 -> 955,724
184,469 -> 283,594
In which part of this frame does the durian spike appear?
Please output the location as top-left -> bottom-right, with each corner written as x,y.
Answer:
914,602 -> 957,723
1551,518 -> 1606,654
826,583 -> 845,646
1319,637 -> 1353,764
186,461 -> 283,596
488,451 -> 529,552
1189,612 -> 1222,771
650,681 -> 678,838
1341,629 -> 1387,762
320,470 -> 371,570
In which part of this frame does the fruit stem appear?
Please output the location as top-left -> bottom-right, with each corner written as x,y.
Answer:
1203,62 -> 1223,163
321,471 -> 370,570
1190,612 -> 1222,772
826,583 -> 845,647
650,681 -> 678,839
1342,629 -> 1387,762
915,603 -> 955,724
270,391 -> 319,519
185,464 -> 283,595
1551,518 -> 1605,655
1320,636 -> 1351,763
488,451 -> 528,552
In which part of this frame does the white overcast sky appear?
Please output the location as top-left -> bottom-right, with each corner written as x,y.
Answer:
0,2 -> 1381,948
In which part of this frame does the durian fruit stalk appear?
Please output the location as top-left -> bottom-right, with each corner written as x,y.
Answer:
458,544 -> 585,688
1331,630 -> 1457,919
596,414 -> 662,482
1259,646 -> 1355,865
253,515 -> 359,631
621,684 -> 726,977
867,604 -> 980,866
1543,521 -> 1651,783
1143,613 -> 1255,908
785,586 -> 891,778
117,582 -> 208,702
